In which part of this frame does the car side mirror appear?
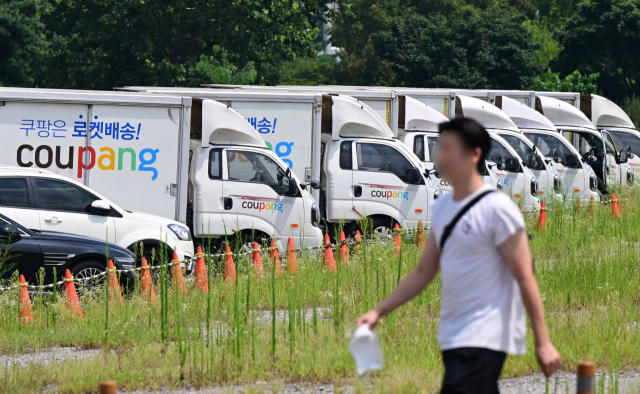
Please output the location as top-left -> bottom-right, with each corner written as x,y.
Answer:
504,158 -> 521,172
405,168 -> 422,184
0,224 -> 21,242
89,200 -> 111,216
619,149 -> 628,164
286,177 -> 298,196
565,154 -> 580,168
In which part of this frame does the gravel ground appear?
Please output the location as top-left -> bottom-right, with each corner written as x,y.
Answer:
0,346 -> 100,369
499,371 -> 640,394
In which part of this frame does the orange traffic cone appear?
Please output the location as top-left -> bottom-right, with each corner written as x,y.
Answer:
269,239 -> 282,276
19,275 -> 33,323
322,233 -> 337,273
355,230 -> 362,253
140,258 -> 157,302
287,237 -> 297,273
576,198 -> 582,214
416,221 -> 426,249
194,246 -> 208,293
611,194 -> 620,218
537,202 -> 548,231
252,242 -> 263,279
64,269 -> 83,317
171,253 -> 187,295
617,195 -> 623,217
223,245 -> 236,282
339,230 -> 348,264
393,223 -> 401,257
107,259 -> 124,307
589,196 -> 596,216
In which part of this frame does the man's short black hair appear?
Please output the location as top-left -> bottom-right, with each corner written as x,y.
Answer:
438,118 -> 491,173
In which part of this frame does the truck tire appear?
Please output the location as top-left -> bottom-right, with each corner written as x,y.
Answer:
371,217 -> 396,243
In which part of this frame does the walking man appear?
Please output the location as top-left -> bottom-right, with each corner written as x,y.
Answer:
357,118 -> 561,393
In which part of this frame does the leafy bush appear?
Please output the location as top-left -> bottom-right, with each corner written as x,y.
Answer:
620,95 -> 640,128
529,69 -> 599,94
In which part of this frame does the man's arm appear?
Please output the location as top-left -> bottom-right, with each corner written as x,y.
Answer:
500,229 -> 561,377
356,231 -> 440,329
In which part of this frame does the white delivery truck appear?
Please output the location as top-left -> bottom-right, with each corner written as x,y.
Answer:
119,87 -> 438,237
456,95 -> 541,210
580,94 -> 639,181
398,95 -> 498,193
495,95 -> 599,202
0,88 -> 195,261
534,92 -> 631,187
535,95 -> 628,191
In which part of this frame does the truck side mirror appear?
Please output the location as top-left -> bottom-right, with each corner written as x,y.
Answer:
619,149 -> 628,164
404,168 -> 422,184
287,177 -> 298,196
310,180 -> 321,190
0,224 -> 21,242
504,158 -> 521,172
565,154 -> 580,168
89,200 -> 111,216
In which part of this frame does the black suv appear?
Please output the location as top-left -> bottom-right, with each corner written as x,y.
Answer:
0,213 -> 136,284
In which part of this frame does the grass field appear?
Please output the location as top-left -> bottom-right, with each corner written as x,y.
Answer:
0,187 -> 639,393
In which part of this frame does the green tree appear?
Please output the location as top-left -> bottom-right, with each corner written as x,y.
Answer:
38,0 -> 326,89
552,0 -> 640,101
529,69 -> 599,93
370,7 -> 543,89
189,46 -> 257,86
0,0 -> 49,86
279,54 -> 338,85
523,20 -> 562,66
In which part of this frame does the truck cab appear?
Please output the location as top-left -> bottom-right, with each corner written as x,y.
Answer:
456,95 -> 541,210
494,95 -> 596,202
318,95 -> 435,236
581,94 -> 638,183
537,95 -> 628,192
399,95 -> 497,193
187,99 -> 323,251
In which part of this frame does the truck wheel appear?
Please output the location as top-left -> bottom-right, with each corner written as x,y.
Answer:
71,261 -> 107,296
371,218 -> 395,243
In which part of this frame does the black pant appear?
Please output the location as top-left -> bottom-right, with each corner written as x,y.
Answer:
440,347 -> 507,394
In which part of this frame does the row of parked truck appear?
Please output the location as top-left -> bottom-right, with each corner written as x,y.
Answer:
1,85 -> 638,282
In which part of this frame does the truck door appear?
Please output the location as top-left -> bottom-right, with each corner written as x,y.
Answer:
192,148 -> 228,238
525,132 -> 582,197
487,139 -> 524,198
352,141 -> 427,226
222,148 -> 305,248
323,140 -> 356,222
603,131 -> 622,185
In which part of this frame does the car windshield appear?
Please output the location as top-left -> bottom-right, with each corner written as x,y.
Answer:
607,130 -> 640,155
498,134 -> 544,170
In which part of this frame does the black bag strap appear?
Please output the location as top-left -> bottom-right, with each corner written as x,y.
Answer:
439,190 -> 495,251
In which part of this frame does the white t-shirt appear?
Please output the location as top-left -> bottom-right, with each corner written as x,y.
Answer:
431,184 -> 526,355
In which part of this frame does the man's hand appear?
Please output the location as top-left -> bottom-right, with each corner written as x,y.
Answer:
356,309 -> 380,330
536,342 -> 561,377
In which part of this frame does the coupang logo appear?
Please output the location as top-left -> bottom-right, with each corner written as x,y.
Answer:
16,115 -> 159,180
234,195 -> 284,213
366,184 -> 410,200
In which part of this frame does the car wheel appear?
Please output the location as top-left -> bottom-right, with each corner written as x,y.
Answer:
71,261 -> 107,297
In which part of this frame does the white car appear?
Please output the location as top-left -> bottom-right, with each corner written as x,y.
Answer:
0,166 -> 194,264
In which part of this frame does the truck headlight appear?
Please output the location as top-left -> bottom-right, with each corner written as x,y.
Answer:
553,175 -> 562,193
530,177 -> 539,196
589,173 -> 597,191
168,224 -> 192,241
311,202 -> 319,227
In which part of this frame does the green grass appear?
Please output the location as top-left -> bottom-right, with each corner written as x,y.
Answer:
1,187 -> 640,393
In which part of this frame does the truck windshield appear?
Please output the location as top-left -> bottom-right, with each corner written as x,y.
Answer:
413,135 -> 439,162
561,130 -> 604,157
524,133 -> 574,164
607,130 -> 640,154
487,139 -> 516,167
498,134 -> 544,170
226,150 -> 291,195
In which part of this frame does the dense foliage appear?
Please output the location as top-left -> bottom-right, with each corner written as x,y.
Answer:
1,0 -> 640,104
